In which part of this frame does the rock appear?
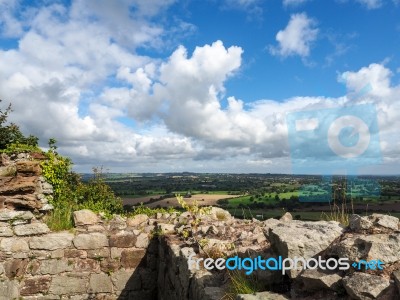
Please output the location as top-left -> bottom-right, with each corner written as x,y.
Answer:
343,273 -> 394,300
349,214 -> 374,231
39,204 -> 54,211
263,218 -> 281,237
280,212 -> 293,222
373,214 -> 399,230
20,276 -> 52,295
88,273 -> 113,293
109,214 -> 127,230
30,232 -> 74,250
14,223 -> 50,236
209,207 -> 232,221
127,214 -> 149,227
298,269 -> 342,291
73,209 -> 99,226
109,232 -> 136,248
120,249 -> 146,269
38,259 -> 73,275
329,233 -> 400,264
111,269 -> 141,291
135,232 -> 149,248
0,165 -> 17,177
4,259 -> 29,278
40,181 -> 53,194
0,280 -> 19,299
0,225 -> 13,237
0,237 -> 29,252
48,275 -> 88,295
236,291 -> 289,299
0,209 -> 34,221
268,220 -> 344,278
158,223 -> 175,234
73,233 -> 108,249
16,161 -> 42,176
0,177 -> 37,194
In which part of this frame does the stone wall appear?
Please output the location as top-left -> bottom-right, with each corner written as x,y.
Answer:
1,207 -> 400,299
0,152 -> 53,211
1,155 -> 400,300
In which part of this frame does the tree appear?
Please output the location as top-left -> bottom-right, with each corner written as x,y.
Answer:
0,99 -> 38,150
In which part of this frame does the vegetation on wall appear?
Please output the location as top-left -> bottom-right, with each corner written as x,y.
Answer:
1,100 -> 124,230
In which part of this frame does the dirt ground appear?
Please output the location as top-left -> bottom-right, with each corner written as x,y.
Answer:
122,194 -> 239,207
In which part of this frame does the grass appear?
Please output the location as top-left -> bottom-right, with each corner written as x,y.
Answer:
223,270 -> 261,299
44,203 -> 75,231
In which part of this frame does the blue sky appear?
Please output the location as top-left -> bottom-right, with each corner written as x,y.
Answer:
0,0 -> 400,174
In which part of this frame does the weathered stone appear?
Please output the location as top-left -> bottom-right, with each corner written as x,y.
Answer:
209,207 -> 232,221
135,232 -> 149,248
87,248 -> 110,259
127,214 -> 149,227
50,249 -> 64,259
236,291 -> 289,300
111,247 -> 123,259
0,237 -> 29,252
0,209 -> 34,221
64,249 -> 87,258
0,225 -> 14,237
100,258 -> 121,273
0,280 -> 19,299
87,224 -> 106,232
0,177 -> 37,194
73,232 -> 108,249
20,275 -> 52,295
5,194 -> 42,210
109,232 -> 136,248
109,215 -> 127,230
349,214 -> 373,231
298,269 -> 342,291
111,269 -> 141,291
279,212 -> 293,222
30,232 -> 74,250
0,165 -> 17,177
14,223 -> 50,236
16,161 -> 42,176
48,275 -> 88,295
121,249 -> 146,269
373,214 -> 399,230
343,273 -> 394,300
4,258 -> 29,278
73,209 -> 99,226
268,220 -> 344,278
40,182 -> 53,194
73,259 -> 100,272
329,233 -> 400,263
88,273 -> 113,293
158,223 -> 175,234
263,218 -> 281,237
39,259 -> 73,274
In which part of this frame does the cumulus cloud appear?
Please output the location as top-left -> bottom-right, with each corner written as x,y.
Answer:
1,1 -> 399,174
269,13 -> 319,58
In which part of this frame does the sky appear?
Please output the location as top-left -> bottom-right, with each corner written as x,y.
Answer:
0,0 -> 399,174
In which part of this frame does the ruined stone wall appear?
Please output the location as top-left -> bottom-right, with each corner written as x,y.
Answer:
1,207 -> 400,300
1,155 -> 400,300
0,153 -> 53,211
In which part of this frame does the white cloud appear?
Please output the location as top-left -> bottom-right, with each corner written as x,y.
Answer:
283,0 -> 310,7
1,1 -> 400,174
269,13 -> 319,58
355,0 -> 383,9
